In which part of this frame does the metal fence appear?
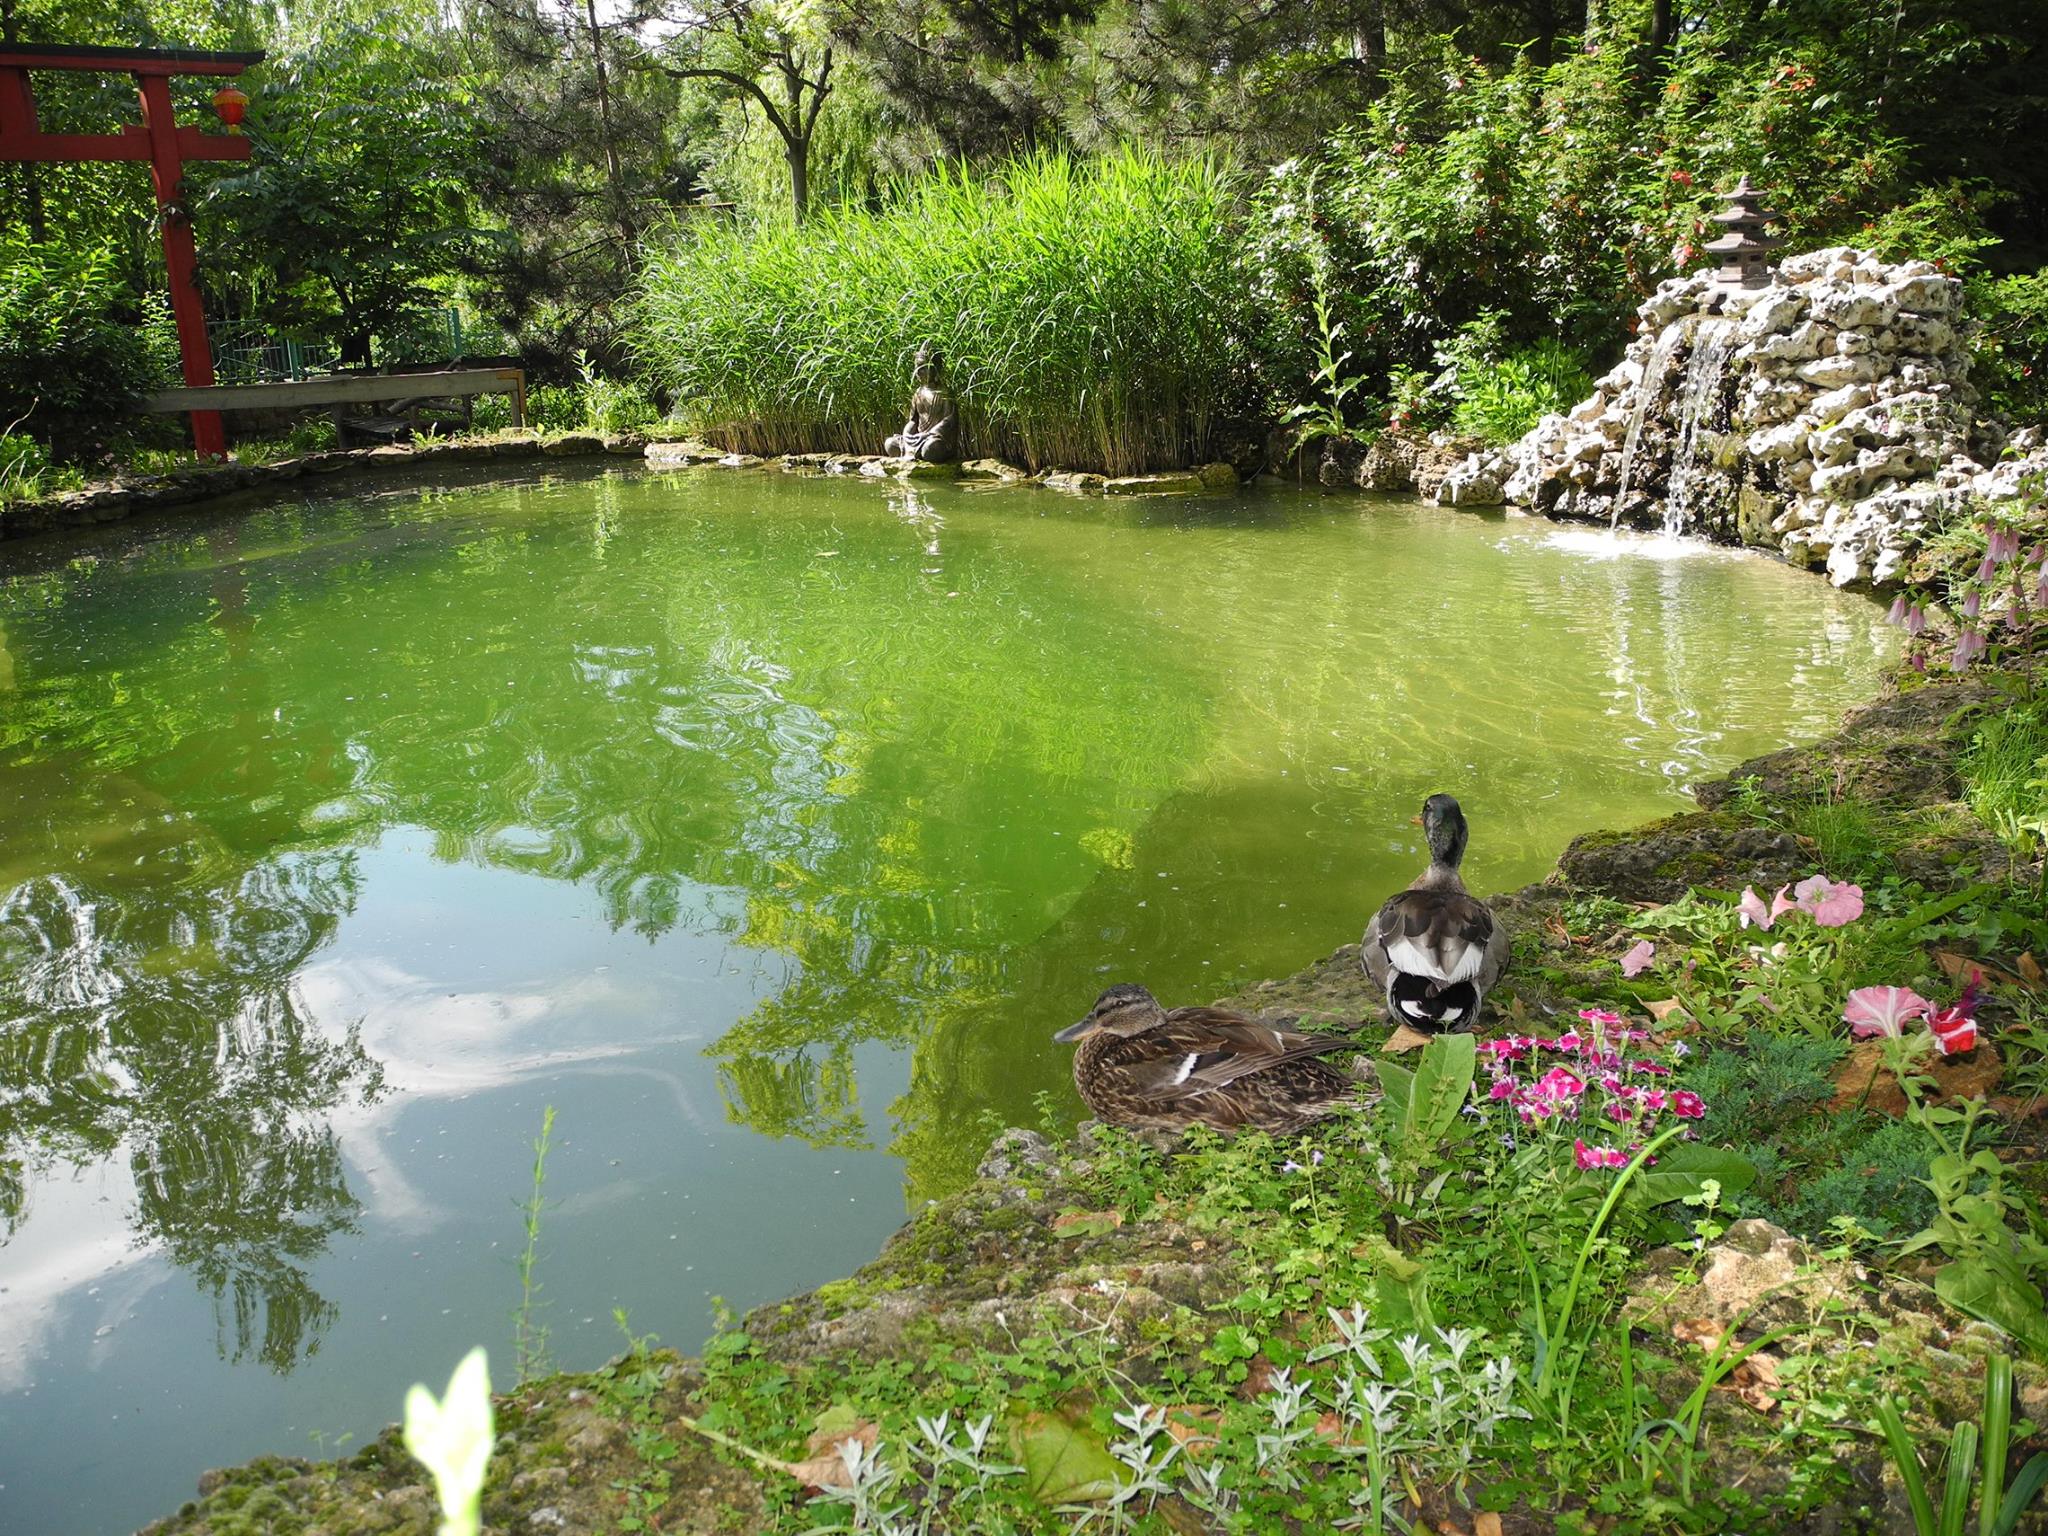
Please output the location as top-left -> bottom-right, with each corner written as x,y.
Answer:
205,307 -> 468,383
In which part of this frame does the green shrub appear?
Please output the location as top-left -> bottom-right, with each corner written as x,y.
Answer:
0,432 -> 51,502
1971,268 -> 2048,423
1432,315 -> 1594,443
0,242 -> 156,460
636,148 -> 1257,475
1959,701 -> 2048,857
527,383 -> 583,433
1685,1037 -> 1936,1242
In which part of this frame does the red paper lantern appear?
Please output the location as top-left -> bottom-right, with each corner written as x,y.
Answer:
212,84 -> 248,132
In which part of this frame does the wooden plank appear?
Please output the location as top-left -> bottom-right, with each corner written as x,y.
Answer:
144,369 -> 526,414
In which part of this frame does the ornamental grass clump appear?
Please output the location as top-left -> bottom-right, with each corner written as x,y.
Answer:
634,149 -> 1256,475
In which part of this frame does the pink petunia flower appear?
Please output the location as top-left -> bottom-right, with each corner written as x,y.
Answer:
1535,1066 -> 1587,1099
1488,1079 -> 1518,1100
1930,1008 -> 1977,1056
1843,985 -> 1933,1038
1603,1099 -> 1637,1123
1620,940 -> 1656,977
1738,886 -> 1775,929
1578,1007 -> 1624,1027
1629,1060 -> 1673,1076
1793,875 -> 1864,927
1670,1090 -> 1706,1119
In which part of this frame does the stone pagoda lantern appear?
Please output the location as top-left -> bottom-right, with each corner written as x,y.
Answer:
1703,175 -> 1782,288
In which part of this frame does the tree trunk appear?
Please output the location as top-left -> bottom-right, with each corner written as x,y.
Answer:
1354,0 -> 1387,89
1650,0 -> 1676,49
786,137 -> 810,226
581,0 -> 633,244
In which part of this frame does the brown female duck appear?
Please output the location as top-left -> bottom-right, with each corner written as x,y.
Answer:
1053,983 -> 1362,1133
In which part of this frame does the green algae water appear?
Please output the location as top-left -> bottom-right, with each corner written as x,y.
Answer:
0,464 -> 1889,1533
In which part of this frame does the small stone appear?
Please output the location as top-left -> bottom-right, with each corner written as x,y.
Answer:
1103,471 -> 1203,495
645,440 -> 726,467
542,432 -> 605,456
1043,470 -> 1106,493
960,458 -> 1029,480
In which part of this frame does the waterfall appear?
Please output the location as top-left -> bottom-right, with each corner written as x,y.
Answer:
1662,318 -> 1736,536
1609,325 -> 1685,529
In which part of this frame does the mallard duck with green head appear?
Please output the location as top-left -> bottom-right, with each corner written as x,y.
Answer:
1362,792 -> 1509,1030
1053,984 -> 1363,1133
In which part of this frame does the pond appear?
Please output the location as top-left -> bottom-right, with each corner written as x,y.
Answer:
0,463 -> 1891,1534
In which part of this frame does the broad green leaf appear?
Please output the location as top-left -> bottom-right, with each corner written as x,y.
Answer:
1936,1261 -> 2048,1361
1404,1033 -> 1476,1151
1007,1410 -> 1125,1504
1627,1146 -> 1758,1209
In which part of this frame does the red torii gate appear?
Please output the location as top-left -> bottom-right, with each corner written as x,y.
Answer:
0,42 -> 263,459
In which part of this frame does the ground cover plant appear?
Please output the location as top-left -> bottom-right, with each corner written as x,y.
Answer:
634,149 -> 1257,475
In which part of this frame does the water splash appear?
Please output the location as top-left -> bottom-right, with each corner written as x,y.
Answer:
1610,325 -> 1686,529
1663,318 -> 1736,536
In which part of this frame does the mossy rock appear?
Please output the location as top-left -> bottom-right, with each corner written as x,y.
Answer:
1558,810 -> 1806,904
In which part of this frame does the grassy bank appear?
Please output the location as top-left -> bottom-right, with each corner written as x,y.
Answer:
634,150 -> 1258,476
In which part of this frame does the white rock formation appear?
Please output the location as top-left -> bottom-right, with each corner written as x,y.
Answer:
1496,246 -> 2043,586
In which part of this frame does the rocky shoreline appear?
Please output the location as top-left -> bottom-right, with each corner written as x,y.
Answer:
136,664 -> 2030,1536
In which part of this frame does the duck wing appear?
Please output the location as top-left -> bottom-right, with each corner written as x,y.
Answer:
1094,1010 -> 1354,1102
1367,888 -> 1500,989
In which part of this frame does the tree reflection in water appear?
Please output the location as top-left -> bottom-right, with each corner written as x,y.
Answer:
0,852 -> 381,1370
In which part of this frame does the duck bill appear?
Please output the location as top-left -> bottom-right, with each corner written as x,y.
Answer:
1053,1018 -> 1094,1043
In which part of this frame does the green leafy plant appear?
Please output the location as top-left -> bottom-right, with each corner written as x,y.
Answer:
1899,1097 -> 2048,1358
514,1104 -> 557,1384
1875,1354 -> 2048,1536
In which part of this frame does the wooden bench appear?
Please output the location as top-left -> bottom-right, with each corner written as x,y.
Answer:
146,367 -> 527,446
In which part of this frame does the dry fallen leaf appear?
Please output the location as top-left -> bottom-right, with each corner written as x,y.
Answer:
1050,1208 -> 1124,1239
1645,997 -> 1690,1023
1728,1351 -> 1782,1413
1382,1024 -> 1433,1054
1474,1515 -> 1505,1536
790,1416 -> 880,1490
1672,1316 -> 1726,1351
2022,953 -> 2045,987
1241,1354 -> 1280,1401
1936,950 -> 2024,991
1160,1405 -> 1221,1459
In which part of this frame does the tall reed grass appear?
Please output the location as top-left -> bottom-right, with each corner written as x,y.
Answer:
635,150 -> 1258,475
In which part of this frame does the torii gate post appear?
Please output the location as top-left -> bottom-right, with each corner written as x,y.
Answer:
0,43 -> 264,459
